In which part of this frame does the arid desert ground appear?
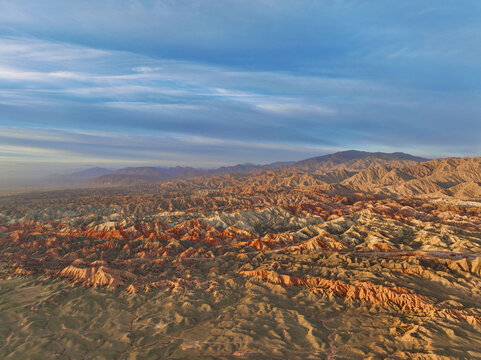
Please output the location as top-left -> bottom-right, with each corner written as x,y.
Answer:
1,152 -> 481,359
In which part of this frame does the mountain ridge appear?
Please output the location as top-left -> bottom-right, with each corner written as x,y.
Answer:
82,150 -> 428,187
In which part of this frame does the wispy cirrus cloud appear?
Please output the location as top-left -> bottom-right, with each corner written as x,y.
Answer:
257,103 -> 336,116
0,36 -> 107,62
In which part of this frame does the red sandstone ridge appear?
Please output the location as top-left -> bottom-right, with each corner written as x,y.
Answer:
59,265 -> 138,289
239,269 -> 434,312
239,269 -> 481,324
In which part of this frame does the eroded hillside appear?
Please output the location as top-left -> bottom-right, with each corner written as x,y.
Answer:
1,156 -> 481,359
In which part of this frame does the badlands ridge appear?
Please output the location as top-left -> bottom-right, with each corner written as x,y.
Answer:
0,151 -> 481,359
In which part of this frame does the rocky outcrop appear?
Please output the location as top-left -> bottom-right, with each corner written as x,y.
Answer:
240,269 -> 481,324
59,265 -> 138,289
340,157 -> 481,200
240,269 -> 435,313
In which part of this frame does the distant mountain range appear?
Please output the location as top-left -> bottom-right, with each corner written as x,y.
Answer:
291,150 -> 427,171
52,150 -> 427,188
51,161 -> 295,188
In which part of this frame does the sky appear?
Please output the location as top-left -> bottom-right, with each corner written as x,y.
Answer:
1,0 -> 481,185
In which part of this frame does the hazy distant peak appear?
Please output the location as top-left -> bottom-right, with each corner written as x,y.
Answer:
290,150 -> 427,172
305,150 -> 427,163
65,167 -> 112,178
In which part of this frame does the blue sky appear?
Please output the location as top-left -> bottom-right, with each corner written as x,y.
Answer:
1,0 -> 481,182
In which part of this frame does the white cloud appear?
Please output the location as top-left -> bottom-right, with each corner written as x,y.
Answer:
132,66 -> 163,73
104,101 -> 203,112
214,88 -> 257,97
0,65 -> 88,83
0,36 -> 107,63
256,103 -> 336,116
65,85 -> 187,97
